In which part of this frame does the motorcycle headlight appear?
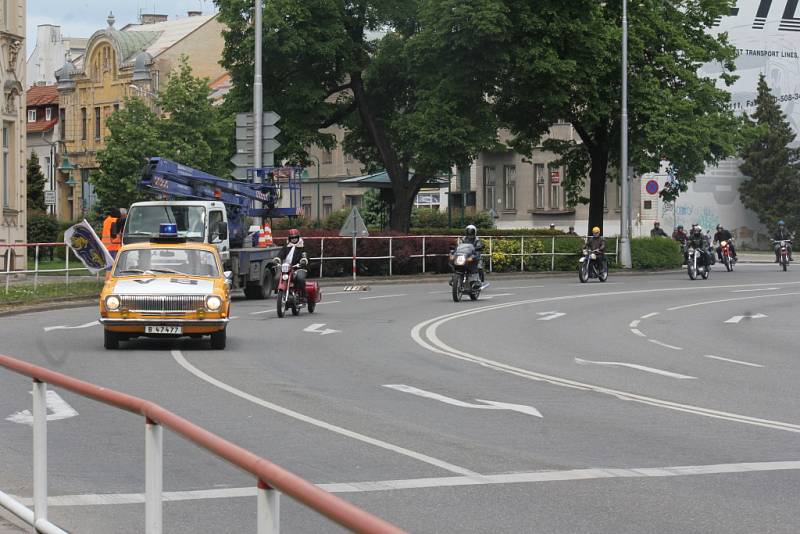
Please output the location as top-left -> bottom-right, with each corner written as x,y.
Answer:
455,255 -> 466,266
205,295 -> 222,311
590,253 -> 596,260
282,274 -> 289,281
721,240 -> 727,247
105,295 -> 120,311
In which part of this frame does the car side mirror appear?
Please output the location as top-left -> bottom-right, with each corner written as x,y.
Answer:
223,270 -> 232,287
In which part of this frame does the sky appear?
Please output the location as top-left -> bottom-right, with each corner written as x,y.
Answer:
26,0 -> 217,57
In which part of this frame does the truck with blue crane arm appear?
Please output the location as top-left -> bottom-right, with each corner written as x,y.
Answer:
121,157 -> 303,299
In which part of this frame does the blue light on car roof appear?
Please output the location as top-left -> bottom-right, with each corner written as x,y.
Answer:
159,223 -> 178,237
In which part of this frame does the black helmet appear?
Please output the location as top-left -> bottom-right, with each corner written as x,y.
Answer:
677,224 -> 684,230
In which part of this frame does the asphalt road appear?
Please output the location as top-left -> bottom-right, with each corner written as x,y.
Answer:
1,263 -> 799,533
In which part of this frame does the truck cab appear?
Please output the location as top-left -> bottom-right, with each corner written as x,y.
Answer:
122,201 -> 230,261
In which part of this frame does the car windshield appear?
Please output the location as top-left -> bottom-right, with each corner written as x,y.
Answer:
124,205 -> 206,241
114,248 -> 219,277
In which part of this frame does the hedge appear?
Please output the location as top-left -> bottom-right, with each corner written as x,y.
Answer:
630,237 -> 683,270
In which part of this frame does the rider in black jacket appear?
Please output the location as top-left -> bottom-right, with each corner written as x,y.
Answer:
276,228 -> 308,296
773,220 -> 793,262
713,224 -> 737,261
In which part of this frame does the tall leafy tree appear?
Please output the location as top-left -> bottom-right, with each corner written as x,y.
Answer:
420,0 -> 741,233
26,152 -> 46,212
92,61 -> 234,212
739,73 -> 800,231
215,0 -> 499,231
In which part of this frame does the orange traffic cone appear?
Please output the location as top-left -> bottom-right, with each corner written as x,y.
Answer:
257,224 -> 273,247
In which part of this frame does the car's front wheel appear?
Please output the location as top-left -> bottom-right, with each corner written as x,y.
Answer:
104,329 -> 120,350
210,328 -> 226,350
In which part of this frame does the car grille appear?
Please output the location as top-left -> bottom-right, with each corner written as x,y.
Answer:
119,295 -> 206,313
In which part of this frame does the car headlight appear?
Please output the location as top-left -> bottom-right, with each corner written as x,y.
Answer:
105,295 -> 121,311
205,295 -> 222,311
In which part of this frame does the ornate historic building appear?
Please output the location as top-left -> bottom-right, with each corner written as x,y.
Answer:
1,0 -> 27,270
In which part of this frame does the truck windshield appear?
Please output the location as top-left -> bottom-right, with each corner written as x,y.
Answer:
114,248 -> 219,277
124,206 -> 206,241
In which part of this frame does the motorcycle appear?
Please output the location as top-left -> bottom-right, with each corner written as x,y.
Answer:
774,239 -> 792,271
449,243 -> 482,302
687,246 -> 710,280
275,261 -> 321,317
578,249 -> 608,283
719,239 -> 736,272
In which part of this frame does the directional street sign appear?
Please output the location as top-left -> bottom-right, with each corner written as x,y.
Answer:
235,111 -> 281,127
235,125 -> 281,140
232,111 -> 281,171
235,138 -> 281,154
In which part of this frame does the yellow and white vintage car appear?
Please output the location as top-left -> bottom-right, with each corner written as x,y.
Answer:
99,229 -> 231,350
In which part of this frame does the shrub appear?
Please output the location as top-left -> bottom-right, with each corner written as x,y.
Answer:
323,208 -> 351,230
411,207 -> 449,228
630,237 -> 682,270
27,213 -> 60,259
488,237 -> 548,272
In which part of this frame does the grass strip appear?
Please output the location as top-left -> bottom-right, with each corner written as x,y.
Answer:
0,280 -> 103,306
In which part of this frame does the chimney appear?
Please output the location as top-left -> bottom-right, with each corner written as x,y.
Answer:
187,11 -> 202,17
140,14 -> 168,25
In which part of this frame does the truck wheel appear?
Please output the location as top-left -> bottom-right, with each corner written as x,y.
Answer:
104,330 -> 120,350
210,328 -> 226,350
245,271 -> 272,300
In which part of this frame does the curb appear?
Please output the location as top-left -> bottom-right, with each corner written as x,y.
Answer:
0,297 -> 96,317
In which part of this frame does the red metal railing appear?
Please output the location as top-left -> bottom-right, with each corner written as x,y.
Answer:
0,353 -> 405,534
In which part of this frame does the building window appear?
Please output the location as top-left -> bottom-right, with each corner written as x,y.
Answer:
113,103 -> 120,113
2,123 -> 8,208
94,107 -> 101,140
322,195 -> 333,218
534,163 -> 545,209
345,195 -> 362,208
59,109 -> 66,141
322,149 -> 333,165
503,165 -> 516,210
45,108 -> 52,121
301,196 -> 312,217
81,108 -> 87,140
549,168 -> 562,210
483,166 -> 496,210
27,110 -> 36,122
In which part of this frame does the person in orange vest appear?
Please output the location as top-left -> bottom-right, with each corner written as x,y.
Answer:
101,208 -> 124,258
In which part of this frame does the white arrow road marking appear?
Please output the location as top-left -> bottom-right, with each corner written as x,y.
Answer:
383,384 -> 542,418
725,313 -> 768,324
303,323 -> 340,336
732,287 -> 778,293
536,311 -> 565,321
171,350 -> 477,476
703,355 -> 764,368
630,329 -> 646,338
629,320 -> 640,328
43,320 -> 99,332
574,358 -> 696,379
640,312 -> 660,319
6,390 -> 79,425
648,339 -> 683,351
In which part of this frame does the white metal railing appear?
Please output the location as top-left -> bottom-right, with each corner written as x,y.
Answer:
1,243 -> 97,295
271,235 -> 619,277
0,354 -> 405,534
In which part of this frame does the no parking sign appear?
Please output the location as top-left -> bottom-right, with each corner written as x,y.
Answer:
645,179 -> 659,195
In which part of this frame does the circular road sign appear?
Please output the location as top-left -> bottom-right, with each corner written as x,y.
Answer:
645,179 -> 659,195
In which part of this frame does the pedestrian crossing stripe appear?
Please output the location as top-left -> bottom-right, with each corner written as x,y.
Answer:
343,285 -> 370,291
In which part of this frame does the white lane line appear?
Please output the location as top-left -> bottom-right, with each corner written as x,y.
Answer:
629,320 -> 640,328
667,292 -> 800,311
703,355 -> 764,368
384,384 -> 543,418
360,294 -> 407,300
494,285 -> 545,290
731,287 -> 778,293
648,339 -> 683,351
630,329 -> 646,338
482,293 -> 516,300
43,320 -> 99,332
171,350 -> 477,476
574,358 -> 696,379
316,300 -> 341,305
640,312 -> 660,319
20,460 -> 800,506
410,292 -> 800,434
249,310 -> 273,315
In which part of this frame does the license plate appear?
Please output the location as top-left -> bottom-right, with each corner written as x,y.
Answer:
145,325 -> 182,335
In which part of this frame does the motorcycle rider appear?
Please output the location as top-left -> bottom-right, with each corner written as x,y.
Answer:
713,224 -> 737,262
672,224 -> 687,244
459,224 -> 485,282
686,225 -> 710,270
585,226 -> 606,268
650,221 -> 669,238
275,228 -> 309,297
773,220 -> 793,262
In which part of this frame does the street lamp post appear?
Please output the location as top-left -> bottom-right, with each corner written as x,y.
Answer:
308,154 -> 321,225
618,0 -> 633,268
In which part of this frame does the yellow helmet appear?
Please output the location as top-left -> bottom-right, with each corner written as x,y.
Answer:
592,226 -> 600,234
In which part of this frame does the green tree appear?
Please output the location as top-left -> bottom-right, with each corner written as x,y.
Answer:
739,73 -> 800,231
420,0 -> 741,234
26,152 -> 46,212
92,60 -> 234,212
92,97 -> 164,212
361,188 -> 387,228
215,0 -> 498,232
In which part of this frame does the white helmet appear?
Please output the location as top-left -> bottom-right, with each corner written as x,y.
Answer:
465,224 -> 477,237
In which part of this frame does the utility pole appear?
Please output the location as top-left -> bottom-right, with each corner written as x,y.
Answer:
252,0 -> 264,226
618,0 -> 632,268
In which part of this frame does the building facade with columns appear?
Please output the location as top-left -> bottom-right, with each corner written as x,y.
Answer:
1,0 -> 27,269
55,12 -> 225,220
